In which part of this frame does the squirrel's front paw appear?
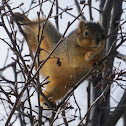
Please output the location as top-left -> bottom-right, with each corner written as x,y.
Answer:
85,52 -> 105,72
85,52 -> 97,61
85,52 -> 99,69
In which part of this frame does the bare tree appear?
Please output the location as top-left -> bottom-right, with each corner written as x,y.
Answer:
0,0 -> 126,126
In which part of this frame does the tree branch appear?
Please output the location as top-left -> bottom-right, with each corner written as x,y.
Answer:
116,52 -> 126,61
100,0 -> 114,33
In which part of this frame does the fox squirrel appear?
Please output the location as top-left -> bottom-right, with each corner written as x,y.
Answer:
13,13 -> 105,107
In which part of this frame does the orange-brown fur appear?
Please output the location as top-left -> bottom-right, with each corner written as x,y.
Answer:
14,13 -> 105,106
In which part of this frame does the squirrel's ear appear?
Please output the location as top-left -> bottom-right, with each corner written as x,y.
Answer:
97,21 -> 101,25
78,20 -> 87,33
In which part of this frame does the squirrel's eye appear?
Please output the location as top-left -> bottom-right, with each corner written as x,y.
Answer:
84,31 -> 88,37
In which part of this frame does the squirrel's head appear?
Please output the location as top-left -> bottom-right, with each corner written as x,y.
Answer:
77,20 -> 105,53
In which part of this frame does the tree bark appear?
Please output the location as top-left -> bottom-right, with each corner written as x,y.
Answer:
101,0 -> 123,125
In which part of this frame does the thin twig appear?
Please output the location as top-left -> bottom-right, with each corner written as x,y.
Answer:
78,85 -> 110,126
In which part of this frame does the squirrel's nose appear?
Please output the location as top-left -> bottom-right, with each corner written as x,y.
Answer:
101,34 -> 106,40
95,37 -> 100,45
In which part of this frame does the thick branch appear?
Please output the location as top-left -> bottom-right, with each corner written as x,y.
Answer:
102,90 -> 126,126
100,0 -> 113,33
102,0 -> 123,126
116,52 -> 126,61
